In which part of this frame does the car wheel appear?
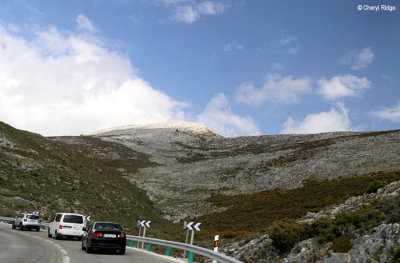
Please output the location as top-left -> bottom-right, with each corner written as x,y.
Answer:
48,228 -> 52,238
19,223 -> 23,231
119,248 -> 125,255
36,227 -> 40,232
55,231 -> 60,240
86,245 -> 92,254
12,223 -> 16,229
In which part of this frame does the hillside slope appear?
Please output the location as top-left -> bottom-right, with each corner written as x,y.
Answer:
0,121 -> 172,237
58,121 -> 400,222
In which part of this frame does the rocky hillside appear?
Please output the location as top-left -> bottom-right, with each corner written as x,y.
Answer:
55,120 -> 400,222
1,119 -> 400,260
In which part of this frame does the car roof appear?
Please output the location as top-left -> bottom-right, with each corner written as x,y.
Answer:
57,213 -> 84,216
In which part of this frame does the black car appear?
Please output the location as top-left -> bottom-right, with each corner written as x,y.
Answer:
81,222 -> 126,255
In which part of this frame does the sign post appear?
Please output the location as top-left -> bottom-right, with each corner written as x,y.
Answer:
183,221 -> 202,260
139,220 -> 151,249
137,220 -> 142,248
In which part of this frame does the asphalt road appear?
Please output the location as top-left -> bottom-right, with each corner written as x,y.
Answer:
0,222 -> 184,263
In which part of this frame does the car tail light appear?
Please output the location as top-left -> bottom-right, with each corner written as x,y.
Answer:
24,219 -> 27,222
92,233 -> 103,237
118,233 -> 126,238
59,225 -> 63,229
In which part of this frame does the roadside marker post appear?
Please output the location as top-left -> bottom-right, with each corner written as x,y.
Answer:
213,235 -> 220,263
129,240 -> 134,247
165,247 -> 172,256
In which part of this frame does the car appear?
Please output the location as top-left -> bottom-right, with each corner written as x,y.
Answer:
12,212 -> 41,231
48,213 -> 87,240
81,221 -> 126,255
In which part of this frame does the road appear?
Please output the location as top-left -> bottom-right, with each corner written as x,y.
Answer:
0,222 -> 184,263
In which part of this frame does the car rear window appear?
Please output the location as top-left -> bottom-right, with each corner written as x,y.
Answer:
63,215 -> 83,224
94,223 -> 122,231
27,215 -> 40,220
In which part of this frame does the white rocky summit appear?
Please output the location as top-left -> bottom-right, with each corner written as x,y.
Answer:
87,120 -> 218,137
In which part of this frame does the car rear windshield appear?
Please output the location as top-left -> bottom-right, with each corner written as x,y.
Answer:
94,223 -> 122,231
63,215 -> 83,224
27,215 -> 40,220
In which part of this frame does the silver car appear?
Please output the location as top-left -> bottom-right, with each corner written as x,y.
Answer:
12,212 -> 41,231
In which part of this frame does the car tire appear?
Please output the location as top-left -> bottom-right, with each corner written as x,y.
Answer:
86,245 -> 92,254
19,223 -> 23,231
36,227 -> 40,232
55,231 -> 60,240
48,228 -> 52,238
12,223 -> 16,229
119,248 -> 125,255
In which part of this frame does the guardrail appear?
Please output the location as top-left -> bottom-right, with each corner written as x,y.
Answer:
0,216 -> 241,263
126,235 -> 242,263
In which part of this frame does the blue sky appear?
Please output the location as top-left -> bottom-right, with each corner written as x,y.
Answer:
0,0 -> 399,136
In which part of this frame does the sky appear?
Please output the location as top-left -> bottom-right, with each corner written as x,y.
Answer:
0,0 -> 399,137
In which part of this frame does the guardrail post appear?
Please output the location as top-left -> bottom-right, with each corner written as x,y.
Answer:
188,252 -> 194,263
129,240 -> 134,247
165,247 -> 172,256
146,244 -> 152,251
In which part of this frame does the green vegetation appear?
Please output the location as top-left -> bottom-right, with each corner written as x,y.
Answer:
268,218 -> 305,253
265,194 -> 400,254
192,172 -> 400,245
366,180 -> 387,194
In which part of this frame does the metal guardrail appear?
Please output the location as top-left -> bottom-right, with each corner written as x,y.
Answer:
126,235 -> 242,263
0,216 -> 241,263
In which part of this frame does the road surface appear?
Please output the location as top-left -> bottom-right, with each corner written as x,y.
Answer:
0,222 -> 184,263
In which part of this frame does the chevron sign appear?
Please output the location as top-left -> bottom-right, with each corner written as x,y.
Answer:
184,221 -> 202,231
140,220 -> 151,228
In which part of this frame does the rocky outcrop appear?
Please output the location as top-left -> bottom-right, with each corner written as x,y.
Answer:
221,180 -> 400,263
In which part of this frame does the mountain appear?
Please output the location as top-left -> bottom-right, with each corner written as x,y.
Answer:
1,120 -> 400,260
67,121 -> 400,222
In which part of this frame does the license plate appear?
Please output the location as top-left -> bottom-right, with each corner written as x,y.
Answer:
104,234 -> 116,238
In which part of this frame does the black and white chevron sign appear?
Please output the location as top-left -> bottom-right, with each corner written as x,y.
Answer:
140,220 -> 151,228
184,221 -> 202,231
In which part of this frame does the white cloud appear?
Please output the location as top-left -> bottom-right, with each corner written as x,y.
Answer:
76,14 -> 95,32
223,41 -> 243,52
279,32 -> 300,55
173,6 -> 199,23
371,102 -> 400,122
0,17 -> 187,136
340,47 -> 374,70
281,102 -> 352,134
317,74 -> 370,100
197,93 -> 260,137
235,74 -> 311,105
172,1 -> 229,23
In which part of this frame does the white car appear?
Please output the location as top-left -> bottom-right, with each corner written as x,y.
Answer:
12,212 -> 41,231
48,213 -> 87,240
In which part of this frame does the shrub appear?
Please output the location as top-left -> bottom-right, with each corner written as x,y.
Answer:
366,180 -> 386,194
310,217 -> 337,243
268,218 -> 305,253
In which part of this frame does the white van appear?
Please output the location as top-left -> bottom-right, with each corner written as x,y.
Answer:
48,213 -> 87,240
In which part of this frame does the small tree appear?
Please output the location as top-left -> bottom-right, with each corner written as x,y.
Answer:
268,218 -> 305,253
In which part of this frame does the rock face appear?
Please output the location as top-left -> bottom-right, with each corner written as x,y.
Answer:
222,180 -> 400,263
80,121 -> 400,221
